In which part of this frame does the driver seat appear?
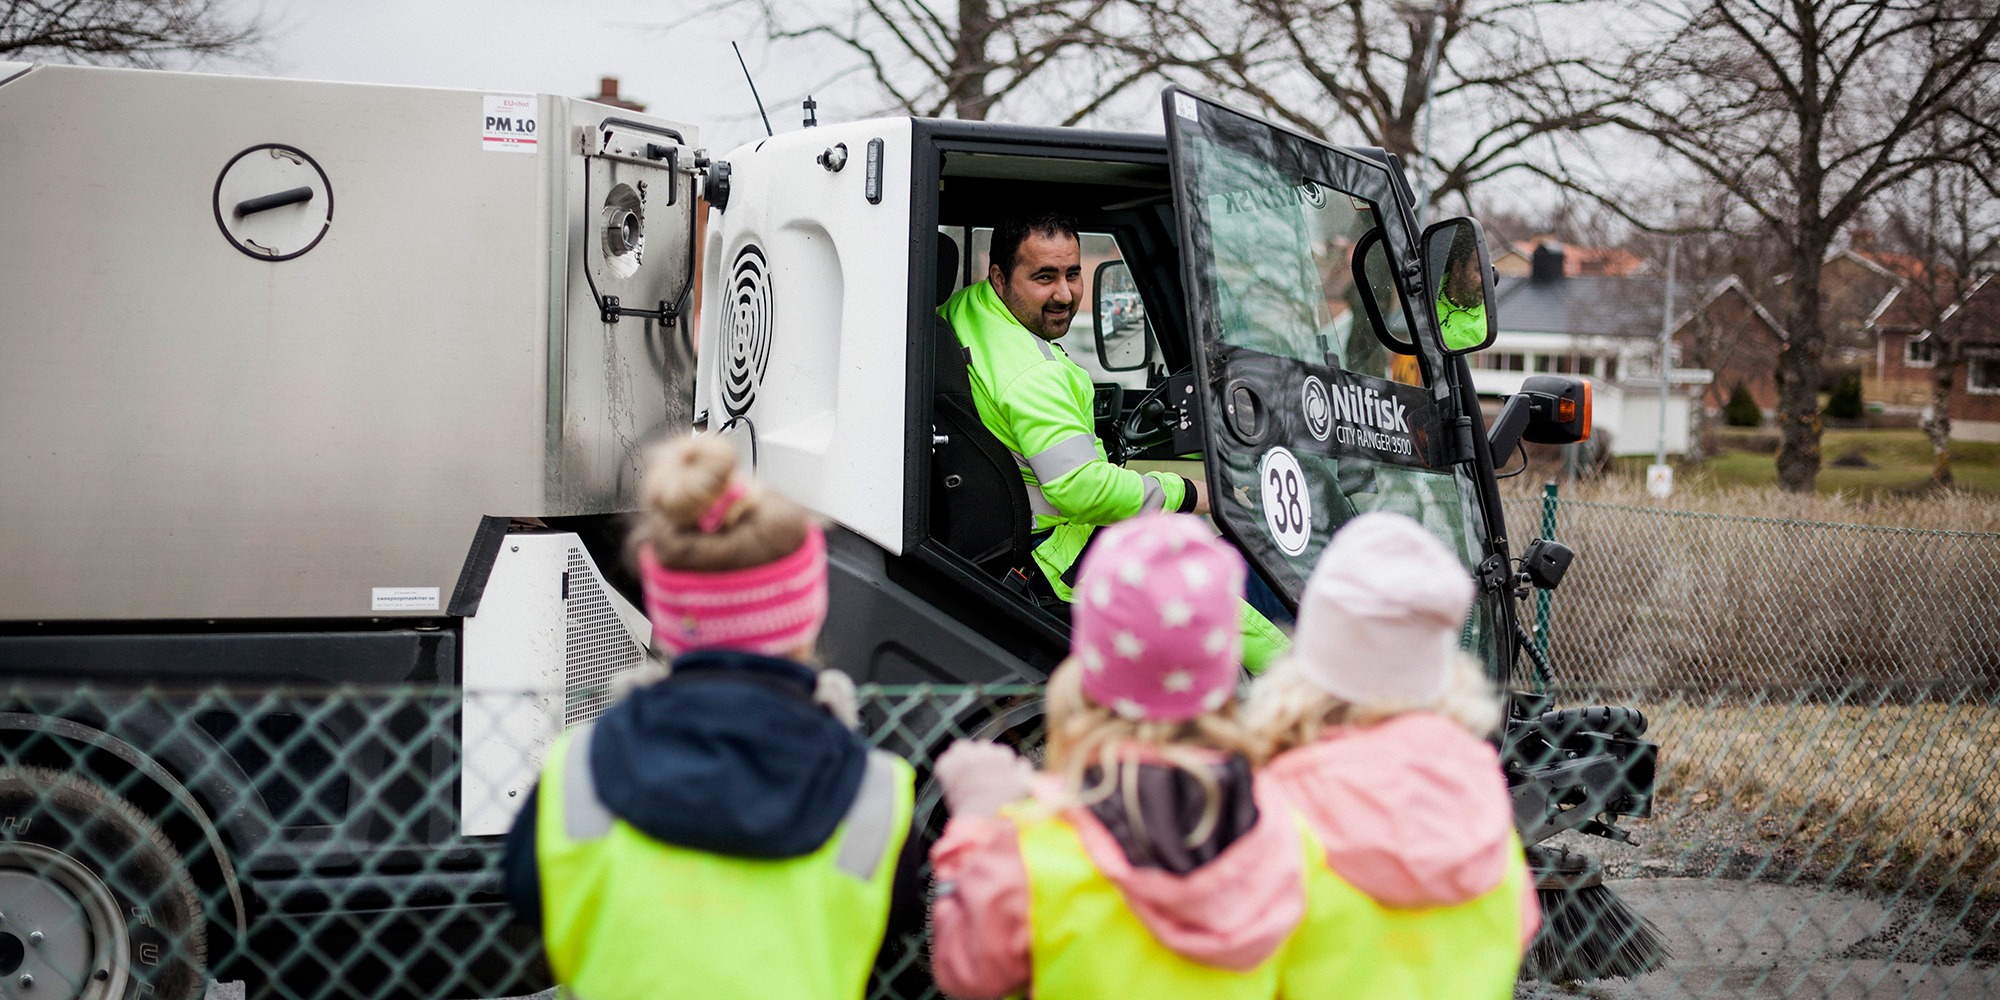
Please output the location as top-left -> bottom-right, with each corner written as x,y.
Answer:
929,233 -> 1034,580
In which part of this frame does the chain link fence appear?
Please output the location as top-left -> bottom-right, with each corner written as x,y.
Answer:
0,497 -> 1992,999
1501,492 -> 2000,998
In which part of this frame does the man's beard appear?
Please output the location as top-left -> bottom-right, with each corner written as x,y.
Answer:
1033,307 -> 1075,339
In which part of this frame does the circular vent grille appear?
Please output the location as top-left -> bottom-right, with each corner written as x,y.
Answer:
722,244 -> 774,418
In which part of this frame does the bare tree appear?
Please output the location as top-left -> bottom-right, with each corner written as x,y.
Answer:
1876,161 -> 2000,486
1138,0 -> 1613,215
1,0 -> 259,66
1592,0 -> 2000,492
754,0 -> 1162,121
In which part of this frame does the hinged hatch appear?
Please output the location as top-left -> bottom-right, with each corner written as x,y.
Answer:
1162,88 -> 1492,612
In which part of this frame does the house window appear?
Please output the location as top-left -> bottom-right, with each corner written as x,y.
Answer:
1969,350 -> 2000,395
1905,336 -> 1936,368
1502,353 -> 1526,372
1531,354 -> 1554,372
1553,355 -> 1576,374
1577,356 -> 1597,377
1603,357 -> 1618,381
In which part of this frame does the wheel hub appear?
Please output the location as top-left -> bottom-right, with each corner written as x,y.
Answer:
0,845 -> 128,1000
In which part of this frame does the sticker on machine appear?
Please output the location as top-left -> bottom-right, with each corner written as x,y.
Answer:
372,587 -> 440,612
1257,447 -> 1312,557
482,95 -> 538,153
1301,375 -> 1332,441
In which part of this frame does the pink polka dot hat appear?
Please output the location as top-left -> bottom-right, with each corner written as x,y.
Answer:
1071,513 -> 1246,722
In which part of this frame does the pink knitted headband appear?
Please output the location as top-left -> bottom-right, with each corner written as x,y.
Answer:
639,524 -> 829,658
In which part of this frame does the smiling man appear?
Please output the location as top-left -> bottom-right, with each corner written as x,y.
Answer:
938,214 -> 1283,669
940,213 -> 1204,604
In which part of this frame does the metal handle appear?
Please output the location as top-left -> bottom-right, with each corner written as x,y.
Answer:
234,187 -> 314,217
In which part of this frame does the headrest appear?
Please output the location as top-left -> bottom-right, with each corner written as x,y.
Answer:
936,232 -> 961,306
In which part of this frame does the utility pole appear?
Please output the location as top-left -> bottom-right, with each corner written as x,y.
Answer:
1648,237 -> 1678,498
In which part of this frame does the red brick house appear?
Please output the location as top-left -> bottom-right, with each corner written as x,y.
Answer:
1672,276 -> 1790,415
1872,273 -> 2000,442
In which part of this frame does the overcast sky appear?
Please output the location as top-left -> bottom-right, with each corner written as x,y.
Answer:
226,0 -> 879,155
207,0 -> 1668,226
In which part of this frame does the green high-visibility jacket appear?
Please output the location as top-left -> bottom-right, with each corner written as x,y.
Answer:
535,727 -> 914,1000
939,281 -> 1289,670
1436,294 -> 1489,351
940,281 -> 1187,595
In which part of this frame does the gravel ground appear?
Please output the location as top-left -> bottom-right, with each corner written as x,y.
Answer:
1521,803 -> 1998,999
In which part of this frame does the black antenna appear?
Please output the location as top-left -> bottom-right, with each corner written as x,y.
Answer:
732,42 -> 774,137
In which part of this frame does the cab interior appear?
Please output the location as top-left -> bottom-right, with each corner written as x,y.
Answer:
918,147 -> 1210,616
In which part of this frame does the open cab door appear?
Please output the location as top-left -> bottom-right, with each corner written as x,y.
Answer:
1162,89 -> 1497,654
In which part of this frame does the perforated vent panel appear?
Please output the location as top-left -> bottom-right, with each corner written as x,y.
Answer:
564,545 -> 642,726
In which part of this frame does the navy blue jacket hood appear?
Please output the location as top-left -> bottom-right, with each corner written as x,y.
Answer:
588,650 -> 868,859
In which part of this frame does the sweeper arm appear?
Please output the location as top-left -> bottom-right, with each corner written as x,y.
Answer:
1503,698 -> 1670,980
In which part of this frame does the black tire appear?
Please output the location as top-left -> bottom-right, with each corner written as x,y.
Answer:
0,767 -> 207,1000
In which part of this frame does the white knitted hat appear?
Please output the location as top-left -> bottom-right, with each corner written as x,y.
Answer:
1292,512 -> 1475,709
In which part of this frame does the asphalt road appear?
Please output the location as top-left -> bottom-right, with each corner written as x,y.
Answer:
1521,879 -> 1997,999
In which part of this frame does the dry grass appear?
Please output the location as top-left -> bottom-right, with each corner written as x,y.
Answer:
1498,492 -> 2000,696
1502,473 -> 2000,532
1620,699 -> 2000,912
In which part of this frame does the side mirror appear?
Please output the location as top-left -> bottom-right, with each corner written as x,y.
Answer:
1489,375 -> 1592,457
1421,217 -> 1498,355
1093,260 -> 1153,372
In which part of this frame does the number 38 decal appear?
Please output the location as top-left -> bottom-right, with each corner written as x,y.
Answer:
1257,447 -> 1312,556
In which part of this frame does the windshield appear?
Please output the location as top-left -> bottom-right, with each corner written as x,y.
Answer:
1167,91 -> 1496,659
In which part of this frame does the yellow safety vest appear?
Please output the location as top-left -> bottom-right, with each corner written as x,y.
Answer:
1280,831 -> 1526,999
1012,804 -> 1304,1000
535,726 -> 914,1000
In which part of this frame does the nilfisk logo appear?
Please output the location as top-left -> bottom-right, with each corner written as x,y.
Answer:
1310,368 -> 1442,470
1328,379 -> 1412,456
1219,179 -> 1327,215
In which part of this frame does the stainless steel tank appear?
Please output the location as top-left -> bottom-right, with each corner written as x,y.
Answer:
0,63 -> 697,620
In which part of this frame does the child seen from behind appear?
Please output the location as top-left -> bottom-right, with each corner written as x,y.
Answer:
1248,511 -> 1537,999
929,513 -> 1307,1000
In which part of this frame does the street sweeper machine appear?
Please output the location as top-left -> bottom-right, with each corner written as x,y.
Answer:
0,61 -> 1662,996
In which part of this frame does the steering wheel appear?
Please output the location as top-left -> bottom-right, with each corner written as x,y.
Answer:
1117,373 -> 1186,460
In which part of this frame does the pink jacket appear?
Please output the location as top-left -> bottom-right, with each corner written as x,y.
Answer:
929,761 -> 1306,1000
1261,712 -> 1540,949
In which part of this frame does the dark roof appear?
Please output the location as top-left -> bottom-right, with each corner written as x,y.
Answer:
1938,273 -> 2000,346
1493,273 -> 1668,338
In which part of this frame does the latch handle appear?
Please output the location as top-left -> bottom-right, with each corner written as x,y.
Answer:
234,187 -> 313,217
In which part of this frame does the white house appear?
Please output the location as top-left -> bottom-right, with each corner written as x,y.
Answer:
1470,244 -> 1711,458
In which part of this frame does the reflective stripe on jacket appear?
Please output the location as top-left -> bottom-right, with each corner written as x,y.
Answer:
1280,831 -> 1527,999
535,726 -> 914,1000
1011,805 -> 1305,1000
940,281 -> 1186,596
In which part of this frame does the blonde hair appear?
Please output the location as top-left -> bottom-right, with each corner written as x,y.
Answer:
620,434 -> 856,728
633,434 -> 812,574
1040,660 -> 1257,849
1245,651 -> 1502,760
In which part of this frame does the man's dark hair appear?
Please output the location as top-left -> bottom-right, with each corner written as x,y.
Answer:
990,213 -> 1079,279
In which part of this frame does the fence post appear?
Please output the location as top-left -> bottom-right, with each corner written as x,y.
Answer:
1535,480 -> 1557,668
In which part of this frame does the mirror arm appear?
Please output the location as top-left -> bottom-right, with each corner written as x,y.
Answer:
1487,391 -> 1545,458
